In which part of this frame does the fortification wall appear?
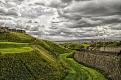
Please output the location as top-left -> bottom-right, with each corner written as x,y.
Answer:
74,52 -> 121,80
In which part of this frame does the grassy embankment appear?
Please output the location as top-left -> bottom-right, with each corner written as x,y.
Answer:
0,32 -> 67,80
59,52 -> 107,80
0,31 -> 107,80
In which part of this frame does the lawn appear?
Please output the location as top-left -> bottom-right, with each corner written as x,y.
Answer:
0,42 -> 29,48
0,42 -> 33,54
81,44 -> 90,48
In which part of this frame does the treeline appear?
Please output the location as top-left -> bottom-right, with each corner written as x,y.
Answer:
60,42 -> 90,51
60,41 -> 121,52
91,41 -> 121,47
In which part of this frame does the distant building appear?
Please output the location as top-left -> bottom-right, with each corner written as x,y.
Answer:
0,27 -> 9,33
0,26 -> 26,33
99,47 -> 121,56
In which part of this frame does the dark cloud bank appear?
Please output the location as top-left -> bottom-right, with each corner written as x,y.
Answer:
0,0 -> 121,41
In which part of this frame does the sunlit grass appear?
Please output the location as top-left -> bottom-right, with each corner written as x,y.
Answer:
0,42 -> 29,48
0,47 -> 33,54
81,43 -> 90,48
0,42 -> 32,54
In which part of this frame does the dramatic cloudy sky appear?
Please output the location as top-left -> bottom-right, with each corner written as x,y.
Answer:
0,0 -> 121,40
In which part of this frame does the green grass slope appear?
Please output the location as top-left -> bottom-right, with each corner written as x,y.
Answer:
0,32 -> 35,43
0,32 -> 68,80
0,51 -> 66,80
0,43 -> 66,80
0,31 -> 107,80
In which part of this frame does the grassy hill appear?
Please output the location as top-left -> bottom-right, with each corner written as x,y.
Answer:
0,32 -> 69,80
0,32 -> 34,42
0,31 -> 107,80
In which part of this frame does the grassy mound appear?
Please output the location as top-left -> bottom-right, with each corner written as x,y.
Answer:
0,32 -> 68,80
0,32 -> 34,43
0,32 -> 70,56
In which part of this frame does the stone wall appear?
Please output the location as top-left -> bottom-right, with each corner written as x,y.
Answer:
74,52 -> 121,80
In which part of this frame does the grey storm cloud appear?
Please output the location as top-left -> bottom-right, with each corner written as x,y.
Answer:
61,0 -> 73,3
75,0 -> 91,1
48,0 -> 68,8
63,0 -> 121,16
0,0 -> 121,40
0,7 -> 8,14
111,24 -> 121,30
